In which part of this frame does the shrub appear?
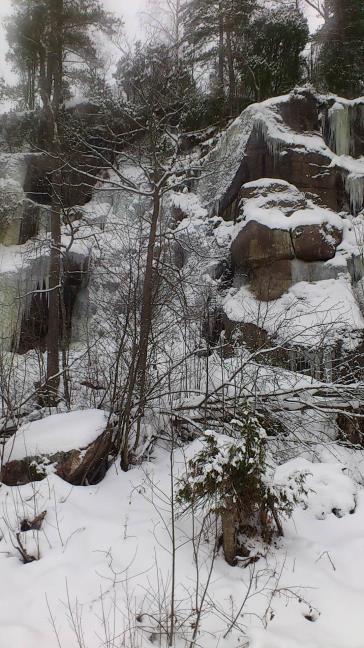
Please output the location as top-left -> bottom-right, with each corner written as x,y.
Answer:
178,406 -> 302,565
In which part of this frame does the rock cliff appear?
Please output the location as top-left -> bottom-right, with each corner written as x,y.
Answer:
0,87 -> 364,381
176,88 -> 364,382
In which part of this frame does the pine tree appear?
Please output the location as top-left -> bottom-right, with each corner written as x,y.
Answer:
114,41 -> 198,128
5,0 -> 119,109
315,0 -> 364,98
182,0 -> 255,115
242,6 -> 309,101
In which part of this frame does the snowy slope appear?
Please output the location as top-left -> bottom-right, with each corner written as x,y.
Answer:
0,441 -> 363,648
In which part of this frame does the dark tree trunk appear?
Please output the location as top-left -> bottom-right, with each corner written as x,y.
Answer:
221,509 -> 237,566
46,187 -> 62,404
37,0 -> 64,405
133,187 -> 161,448
218,2 -> 225,98
226,28 -> 236,115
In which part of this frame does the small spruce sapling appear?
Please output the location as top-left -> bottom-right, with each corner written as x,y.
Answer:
178,406 -> 300,566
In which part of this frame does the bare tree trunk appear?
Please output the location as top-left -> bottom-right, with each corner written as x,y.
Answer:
221,509 -> 236,566
174,0 -> 181,63
133,187 -> 161,449
218,2 -> 225,99
225,28 -> 236,115
38,0 -> 64,405
169,428 -> 176,647
37,87 -> 62,405
46,187 -> 62,404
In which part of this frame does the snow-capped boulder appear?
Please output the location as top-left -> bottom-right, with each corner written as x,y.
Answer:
231,221 -> 294,269
1,409 -> 111,486
228,179 -> 347,300
240,179 -> 307,215
291,222 -> 343,262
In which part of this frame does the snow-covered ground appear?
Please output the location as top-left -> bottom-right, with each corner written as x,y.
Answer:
1,432 -> 364,648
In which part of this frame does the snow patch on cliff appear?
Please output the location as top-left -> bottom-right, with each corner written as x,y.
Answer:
224,275 -> 364,347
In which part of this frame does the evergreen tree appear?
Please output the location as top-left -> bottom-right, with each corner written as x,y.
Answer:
177,410 -> 303,565
182,0 -> 255,115
5,0 -> 119,109
242,6 -> 309,101
114,41 -> 199,129
314,0 -> 364,98
182,1 -> 309,114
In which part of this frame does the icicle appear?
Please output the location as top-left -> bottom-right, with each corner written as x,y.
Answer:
0,268 -> 24,351
345,173 -> 364,215
356,103 -> 364,129
328,102 -> 352,156
13,252 -> 51,349
255,118 -> 283,163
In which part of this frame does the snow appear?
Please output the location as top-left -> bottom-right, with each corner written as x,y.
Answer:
1,90 -> 364,648
171,190 -> 208,221
3,409 -> 108,462
242,177 -> 299,193
224,275 -> 364,346
274,458 -> 357,519
197,91 -> 364,216
0,437 -> 364,648
234,202 -> 344,233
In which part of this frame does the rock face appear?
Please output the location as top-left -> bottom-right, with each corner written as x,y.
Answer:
231,221 -> 294,267
291,223 -> 342,262
249,260 -> 293,301
0,102 -> 113,352
0,246 -> 90,353
200,89 -> 364,365
228,179 -> 344,300
198,88 -> 364,219
0,89 -> 363,385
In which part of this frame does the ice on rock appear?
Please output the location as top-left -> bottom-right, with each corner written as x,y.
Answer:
0,249 -> 51,351
327,102 -> 352,156
346,173 -> 364,216
0,155 -> 28,246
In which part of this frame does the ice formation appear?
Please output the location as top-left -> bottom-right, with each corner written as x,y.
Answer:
327,102 -> 352,156
0,249 -> 51,351
346,173 -> 364,216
